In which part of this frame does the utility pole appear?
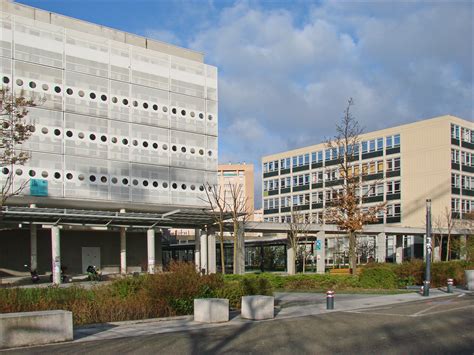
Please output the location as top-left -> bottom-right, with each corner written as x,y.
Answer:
423,199 -> 432,296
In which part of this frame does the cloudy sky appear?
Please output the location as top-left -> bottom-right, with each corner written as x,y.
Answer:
20,0 -> 474,207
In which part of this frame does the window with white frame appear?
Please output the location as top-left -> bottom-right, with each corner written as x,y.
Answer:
451,149 -> 460,164
387,203 -> 401,217
362,137 -> 384,153
452,173 -> 460,188
461,151 -> 472,166
451,198 -> 460,212
280,157 -> 291,170
386,180 -> 401,194
461,175 -> 472,190
280,176 -> 291,189
386,157 -> 400,172
312,170 -> 323,183
312,191 -> 323,203
312,151 -> 323,163
362,160 -> 383,175
451,124 -> 460,140
461,199 -> 471,213
293,174 -> 310,187
362,184 -> 382,197
281,195 -> 291,208
325,168 -> 339,181
292,193 -> 310,206
461,127 -> 471,143
386,134 -> 400,148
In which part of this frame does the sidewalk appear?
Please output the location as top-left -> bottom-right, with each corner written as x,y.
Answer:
73,288 -> 465,343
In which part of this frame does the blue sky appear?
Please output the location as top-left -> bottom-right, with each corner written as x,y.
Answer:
19,0 -> 474,208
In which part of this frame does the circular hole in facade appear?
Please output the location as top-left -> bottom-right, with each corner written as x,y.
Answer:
54,172 -> 61,179
143,102 -> 148,109
66,173 -> 73,180
172,183 -> 177,189
191,185 -> 196,191
112,97 -> 118,103
78,174 -> 85,181
29,81 -> 36,89
152,143 -> 158,149
199,149 -> 204,155
16,169 -> 22,176
199,185 -> 204,191
41,127 -> 48,134
152,181 -> 158,188
16,79 -> 23,86
162,144 -> 168,150
41,171 -> 48,178
66,131 -> 73,138
101,176 -> 107,183
143,180 -> 148,187
171,108 -> 177,114
132,140 -> 138,146
78,90 -> 85,97
122,98 -> 128,105
172,145 -> 177,152
142,141 -> 148,148
101,94 -> 107,101
2,167 -> 9,175
54,129 -> 61,136
190,112 -> 195,118
208,151 -> 212,157
90,92 -> 96,99
152,104 -> 158,111
181,184 -> 186,190
78,132 -> 85,139
208,115 -> 213,121
199,113 -> 204,119
42,83 -> 49,91
132,179 -> 139,186
89,175 -> 96,182
181,110 -> 186,116
2,76 -> 9,84
101,135 -> 107,142
54,86 -> 61,93
190,148 -> 195,154
66,88 -> 73,95
111,177 -> 118,184
111,137 -> 118,143
29,170 -> 36,177
89,133 -> 96,141
122,138 -> 129,145
181,147 -> 186,153
122,178 -> 129,185
132,100 -> 138,107
162,106 -> 168,113
29,126 -> 35,133
163,182 -> 168,188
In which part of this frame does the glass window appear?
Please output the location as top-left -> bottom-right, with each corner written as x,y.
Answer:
386,136 -> 393,148
362,141 -> 368,153
394,134 -> 400,146
318,151 -> 323,162
311,152 -> 316,163
304,154 -> 309,165
377,138 -> 383,151
325,150 -> 331,161
369,140 -> 376,152
293,156 -> 298,167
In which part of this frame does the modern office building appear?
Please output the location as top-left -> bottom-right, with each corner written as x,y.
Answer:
0,0 -> 218,279
261,115 -> 473,265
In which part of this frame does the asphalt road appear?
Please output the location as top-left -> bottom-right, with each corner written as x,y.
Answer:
4,294 -> 474,355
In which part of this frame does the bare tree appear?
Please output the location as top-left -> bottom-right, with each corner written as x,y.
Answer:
203,183 -> 228,274
0,87 -> 37,208
226,182 -> 251,274
324,98 -> 385,275
286,208 -> 312,275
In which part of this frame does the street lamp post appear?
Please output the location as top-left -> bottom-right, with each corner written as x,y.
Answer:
423,199 -> 432,297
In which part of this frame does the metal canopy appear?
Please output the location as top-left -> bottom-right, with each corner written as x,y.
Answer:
0,206 -> 233,229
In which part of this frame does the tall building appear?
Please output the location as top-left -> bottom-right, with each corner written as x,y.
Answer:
0,0 -> 218,277
218,163 -> 254,219
262,115 -> 473,228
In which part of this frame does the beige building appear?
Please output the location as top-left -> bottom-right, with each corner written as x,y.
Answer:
262,115 -> 473,229
218,163 -> 255,220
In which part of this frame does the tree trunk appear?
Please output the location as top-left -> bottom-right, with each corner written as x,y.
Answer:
439,235 -> 443,261
292,244 -> 297,275
349,231 -> 357,275
233,221 -> 238,274
219,223 -> 225,274
302,246 -> 306,274
447,234 -> 451,261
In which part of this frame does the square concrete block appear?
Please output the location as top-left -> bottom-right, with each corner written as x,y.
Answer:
194,298 -> 229,323
241,295 -> 274,320
0,310 -> 73,349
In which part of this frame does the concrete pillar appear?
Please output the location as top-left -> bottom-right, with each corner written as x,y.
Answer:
410,235 -> 415,260
460,235 -> 467,260
376,233 -> 386,263
395,235 -> 403,264
200,230 -> 208,274
194,228 -> 201,272
433,241 -> 441,262
30,224 -> 37,271
147,229 -> 155,274
208,231 -> 216,274
236,222 -> 245,274
287,234 -> 296,275
316,231 -> 325,274
155,229 -> 163,273
120,227 -> 127,275
51,226 -> 61,285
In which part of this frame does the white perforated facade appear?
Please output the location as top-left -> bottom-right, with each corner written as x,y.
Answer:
0,1 -> 218,210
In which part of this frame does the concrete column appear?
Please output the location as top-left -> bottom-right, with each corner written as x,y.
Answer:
316,231 -> 325,274
147,229 -> 155,274
236,222 -> 245,274
30,224 -> 37,271
194,228 -> 201,272
155,229 -> 163,273
376,233 -> 386,263
410,235 -> 415,260
460,235 -> 467,260
208,231 -> 216,274
395,235 -> 403,264
120,227 -> 127,275
51,226 -> 61,285
200,230 -> 208,274
433,241 -> 441,262
287,234 -> 296,275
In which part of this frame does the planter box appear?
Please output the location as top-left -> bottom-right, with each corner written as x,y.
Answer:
0,310 -> 73,349
465,270 -> 474,291
194,298 -> 229,323
241,295 -> 274,320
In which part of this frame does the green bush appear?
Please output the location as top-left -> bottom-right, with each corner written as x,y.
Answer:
359,266 -> 398,289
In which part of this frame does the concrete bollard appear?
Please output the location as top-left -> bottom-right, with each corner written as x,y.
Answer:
326,290 -> 334,310
447,278 -> 454,293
